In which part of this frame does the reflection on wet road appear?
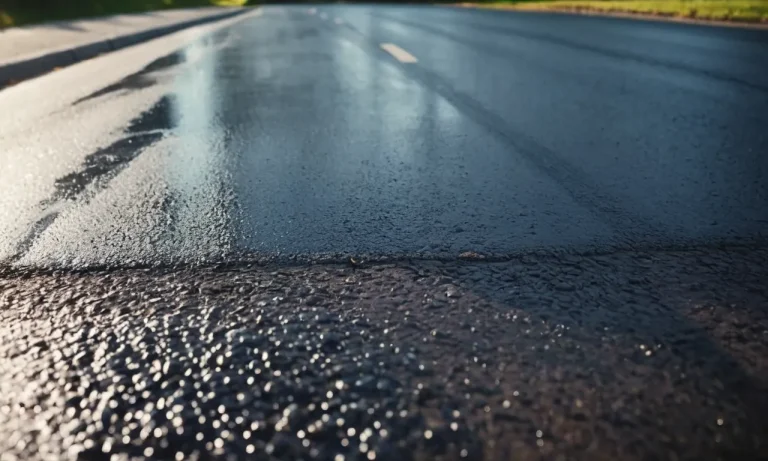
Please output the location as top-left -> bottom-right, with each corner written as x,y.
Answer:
2,6 -> 768,461
1,5 -> 768,267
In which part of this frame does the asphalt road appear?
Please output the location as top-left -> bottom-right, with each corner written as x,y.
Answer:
1,5 -> 768,461
2,5 -> 768,266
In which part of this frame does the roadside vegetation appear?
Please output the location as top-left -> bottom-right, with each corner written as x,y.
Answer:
0,0 -> 248,28
3,0 -> 766,30
465,0 -> 768,22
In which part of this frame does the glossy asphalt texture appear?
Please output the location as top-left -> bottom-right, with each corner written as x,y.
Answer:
1,5 -> 768,461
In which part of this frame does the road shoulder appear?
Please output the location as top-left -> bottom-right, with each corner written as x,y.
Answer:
0,7 -> 250,88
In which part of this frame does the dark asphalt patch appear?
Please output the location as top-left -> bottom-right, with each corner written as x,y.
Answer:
51,133 -> 163,202
127,95 -> 178,134
72,26 -> 233,106
8,211 -> 59,264
10,132 -> 163,261
72,52 -> 186,105
1,247 -> 767,460
10,98 -> 171,264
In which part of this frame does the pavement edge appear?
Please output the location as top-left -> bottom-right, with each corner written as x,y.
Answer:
0,8 -> 249,88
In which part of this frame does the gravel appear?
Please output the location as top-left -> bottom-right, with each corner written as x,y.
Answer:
1,246 -> 767,461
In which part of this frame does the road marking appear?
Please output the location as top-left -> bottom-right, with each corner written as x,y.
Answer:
319,12 -> 328,20
334,17 -> 344,25
379,43 -> 418,64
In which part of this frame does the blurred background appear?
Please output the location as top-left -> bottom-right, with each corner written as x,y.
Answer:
1,0 -> 767,28
0,0 -> 250,27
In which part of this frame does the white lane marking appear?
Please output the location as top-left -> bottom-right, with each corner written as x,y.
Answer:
319,12 -> 328,20
380,43 -> 418,64
308,8 -> 317,14
334,17 -> 344,25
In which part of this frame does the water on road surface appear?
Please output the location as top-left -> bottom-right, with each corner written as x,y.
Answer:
1,5 -> 767,267
1,6 -> 767,461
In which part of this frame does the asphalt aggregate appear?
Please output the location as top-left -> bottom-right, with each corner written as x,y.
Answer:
1,5 -> 768,461
2,248 -> 768,460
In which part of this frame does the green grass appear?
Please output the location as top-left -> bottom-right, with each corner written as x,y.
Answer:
468,0 -> 768,22
0,0 -> 249,28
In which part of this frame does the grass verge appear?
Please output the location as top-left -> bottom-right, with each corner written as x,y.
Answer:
462,0 -> 768,23
1,0 -> 248,28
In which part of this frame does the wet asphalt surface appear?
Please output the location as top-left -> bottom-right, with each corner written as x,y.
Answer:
1,5 -> 768,461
